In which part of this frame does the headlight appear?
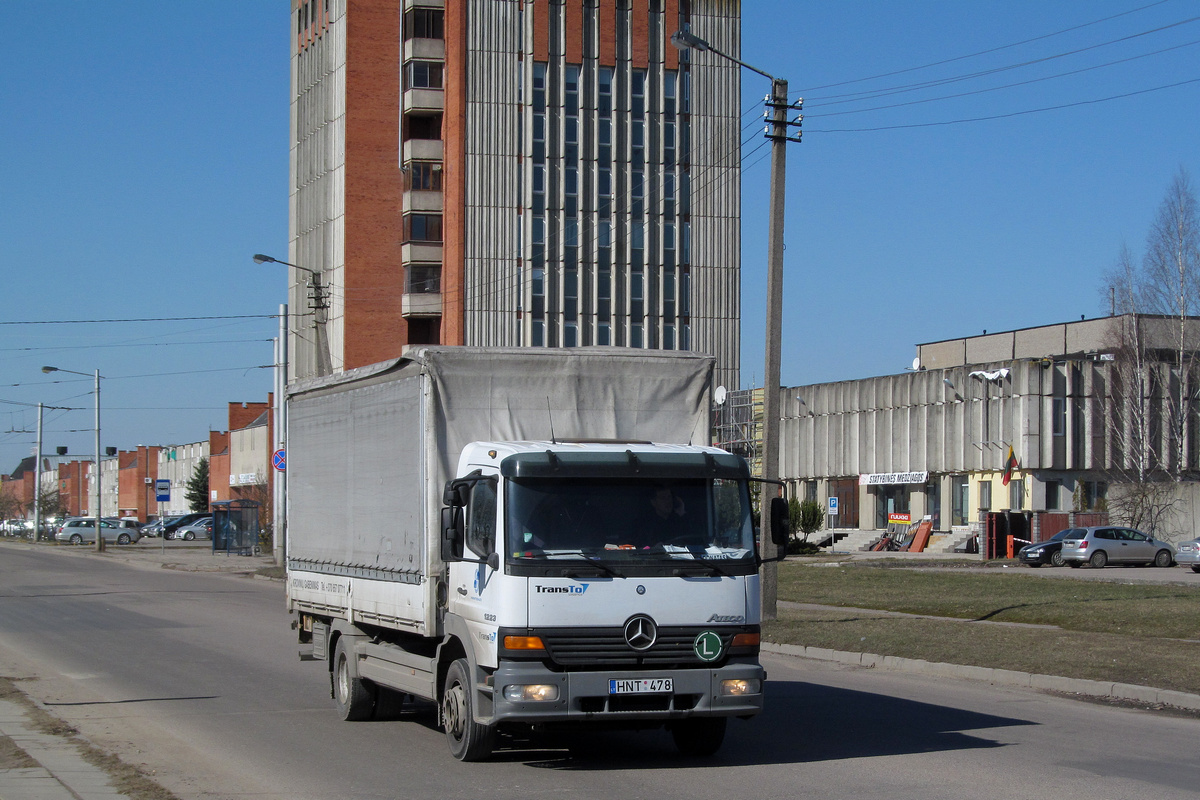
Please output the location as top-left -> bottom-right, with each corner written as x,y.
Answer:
502,684 -> 559,702
720,678 -> 760,696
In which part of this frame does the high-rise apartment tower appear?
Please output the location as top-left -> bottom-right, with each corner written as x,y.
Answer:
289,0 -> 741,388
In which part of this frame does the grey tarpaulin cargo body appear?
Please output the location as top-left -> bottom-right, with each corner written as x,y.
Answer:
286,346 -> 714,635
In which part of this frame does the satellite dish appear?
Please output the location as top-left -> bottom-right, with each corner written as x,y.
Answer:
912,357 -> 921,371
714,385 -> 727,406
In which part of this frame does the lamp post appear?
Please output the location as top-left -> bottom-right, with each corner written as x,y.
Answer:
672,26 -> 801,621
41,366 -> 104,552
254,254 -> 330,377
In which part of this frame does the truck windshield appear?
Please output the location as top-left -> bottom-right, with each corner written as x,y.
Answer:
506,477 -> 755,568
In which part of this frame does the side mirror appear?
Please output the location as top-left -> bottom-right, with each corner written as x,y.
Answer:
440,506 -> 465,562
769,496 -> 790,547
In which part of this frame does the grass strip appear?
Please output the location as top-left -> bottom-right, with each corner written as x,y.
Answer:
766,561 -> 1200,696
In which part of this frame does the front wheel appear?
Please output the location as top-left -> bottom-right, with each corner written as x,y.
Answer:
183,531 -> 195,541
1154,549 -> 1173,568
1050,550 -> 1065,568
332,637 -> 375,721
671,717 -> 727,757
442,658 -> 494,761
117,533 -> 131,545
1089,550 -> 1108,569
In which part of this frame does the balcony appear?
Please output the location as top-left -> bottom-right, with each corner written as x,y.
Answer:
402,293 -> 443,318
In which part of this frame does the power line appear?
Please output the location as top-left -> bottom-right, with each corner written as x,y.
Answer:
796,0 -> 1176,94
808,76 -> 1200,133
0,315 -> 278,326
0,338 -> 275,353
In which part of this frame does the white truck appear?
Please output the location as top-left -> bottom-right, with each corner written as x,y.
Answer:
285,347 -> 787,760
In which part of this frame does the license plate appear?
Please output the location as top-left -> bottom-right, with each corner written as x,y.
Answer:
609,678 -> 673,694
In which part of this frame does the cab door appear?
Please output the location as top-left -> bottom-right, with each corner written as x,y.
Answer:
447,473 -> 501,665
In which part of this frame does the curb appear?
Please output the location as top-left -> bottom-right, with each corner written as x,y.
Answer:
762,641 -> 1200,712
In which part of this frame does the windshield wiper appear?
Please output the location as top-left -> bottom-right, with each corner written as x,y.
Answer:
561,552 -> 625,579
672,561 -> 733,578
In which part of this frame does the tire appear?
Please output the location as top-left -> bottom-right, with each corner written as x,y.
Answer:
1191,565 -> 1200,573
1154,549 -> 1173,568
442,658 -> 494,761
69,533 -> 83,545
117,533 -> 131,545
1050,550 -> 1065,568
332,637 -> 375,721
1089,550 -> 1108,569
184,531 -> 195,541
671,717 -> 727,757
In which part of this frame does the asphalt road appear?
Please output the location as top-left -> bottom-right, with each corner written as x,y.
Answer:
0,546 -> 1197,800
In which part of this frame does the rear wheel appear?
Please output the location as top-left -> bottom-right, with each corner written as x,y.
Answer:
1050,550 -> 1065,568
442,658 -> 494,761
1089,550 -> 1108,568
671,717 -> 727,757
1154,549 -> 1173,568
332,637 -> 375,721
69,533 -> 83,545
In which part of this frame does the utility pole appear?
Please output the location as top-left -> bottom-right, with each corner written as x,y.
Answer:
33,403 -> 43,542
671,26 -> 801,621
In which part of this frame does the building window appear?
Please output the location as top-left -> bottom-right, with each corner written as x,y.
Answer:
874,485 -> 910,529
406,264 -> 440,294
404,213 -> 443,242
1045,480 -> 1060,510
404,161 -> 442,192
404,61 -> 444,90
403,7 -> 444,40
404,113 -> 442,141
1009,479 -> 1024,511
978,480 -> 992,515
1052,397 -> 1066,436
804,481 -> 818,503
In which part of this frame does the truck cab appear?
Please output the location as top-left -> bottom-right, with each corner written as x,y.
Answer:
438,440 -> 778,759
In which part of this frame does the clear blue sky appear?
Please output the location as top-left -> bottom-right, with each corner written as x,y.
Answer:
3,2 -> 1199,473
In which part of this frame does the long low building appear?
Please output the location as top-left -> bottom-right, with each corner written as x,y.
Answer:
720,315 -> 1200,543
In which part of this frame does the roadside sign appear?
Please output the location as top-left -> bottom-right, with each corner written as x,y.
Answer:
155,479 -> 170,503
272,449 -> 286,472
827,496 -> 839,516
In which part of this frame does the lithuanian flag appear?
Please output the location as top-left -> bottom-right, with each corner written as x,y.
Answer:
1002,445 -> 1018,486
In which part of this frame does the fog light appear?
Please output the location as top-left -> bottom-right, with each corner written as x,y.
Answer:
502,684 -> 559,702
720,678 -> 760,696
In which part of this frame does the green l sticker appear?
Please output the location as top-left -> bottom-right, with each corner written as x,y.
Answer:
693,631 -> 723,662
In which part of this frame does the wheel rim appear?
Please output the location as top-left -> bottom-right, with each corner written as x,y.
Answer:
336,656 -> 350,703
443,682 -> 466,741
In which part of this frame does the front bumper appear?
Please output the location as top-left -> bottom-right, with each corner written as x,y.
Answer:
489,660 -> 764,725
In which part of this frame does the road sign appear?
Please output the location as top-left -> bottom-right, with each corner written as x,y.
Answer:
272,449 -> 286,472
827,496 -> 839,515
155,479 -> 170,502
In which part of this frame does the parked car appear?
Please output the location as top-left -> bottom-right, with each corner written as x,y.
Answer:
1060,526 -> 1175,569
1017,528 -> 1077,567
54,518 -> 141,545
1174,537 -> 1200,573
174,517 -> 213,541
161,513 -> 210,539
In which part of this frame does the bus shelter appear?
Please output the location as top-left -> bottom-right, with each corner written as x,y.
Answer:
211,499 -> 260,555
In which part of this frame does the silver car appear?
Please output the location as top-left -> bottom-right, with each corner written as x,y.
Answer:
55,518 -> 141,546
174,517 -> 213,541
1173,538 -> 1200,573
1060,526 -> 1174,569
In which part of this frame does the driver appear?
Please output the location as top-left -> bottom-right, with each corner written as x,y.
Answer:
634,485 -> 688,547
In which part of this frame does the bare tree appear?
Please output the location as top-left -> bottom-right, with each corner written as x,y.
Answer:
1138,169 -> 1200,477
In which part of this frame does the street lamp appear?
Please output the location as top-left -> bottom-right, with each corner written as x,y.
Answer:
41,366 -> 104,552
255,253 -> 330,377
672,26 -> 801,621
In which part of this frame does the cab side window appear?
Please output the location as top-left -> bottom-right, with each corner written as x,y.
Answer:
465,479 -> 497,559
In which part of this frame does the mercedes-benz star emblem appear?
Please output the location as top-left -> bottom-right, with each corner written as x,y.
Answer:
623,615 -> 657,651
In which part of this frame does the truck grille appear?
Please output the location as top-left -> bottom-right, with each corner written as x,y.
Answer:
536,626 -> 734,668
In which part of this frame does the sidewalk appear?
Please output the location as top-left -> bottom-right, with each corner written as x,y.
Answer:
0,540 -> 279,799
